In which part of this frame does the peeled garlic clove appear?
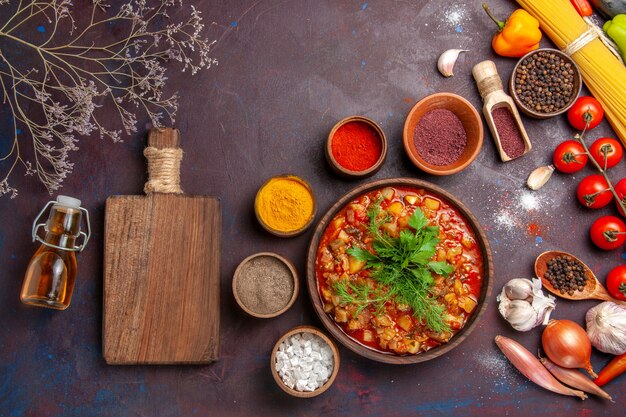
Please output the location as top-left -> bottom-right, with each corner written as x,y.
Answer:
437,49 -> 468,77
527,165 -> 555,190
504,278 -> 534,300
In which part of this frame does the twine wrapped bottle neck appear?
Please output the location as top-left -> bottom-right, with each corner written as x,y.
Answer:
476,74 -> 504,99
143,146 -> 184,194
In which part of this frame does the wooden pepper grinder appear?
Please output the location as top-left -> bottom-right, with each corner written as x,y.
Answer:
472,60 -> 532,162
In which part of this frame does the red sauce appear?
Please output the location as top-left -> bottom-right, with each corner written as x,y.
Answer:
315,186 -> 483,355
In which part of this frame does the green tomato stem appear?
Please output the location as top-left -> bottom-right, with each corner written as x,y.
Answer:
576,122 -> 626,214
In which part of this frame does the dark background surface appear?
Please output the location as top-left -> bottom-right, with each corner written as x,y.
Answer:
1,1 -> 625,416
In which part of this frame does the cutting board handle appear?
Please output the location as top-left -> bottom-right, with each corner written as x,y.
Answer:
144,127 -> 184,194
148,127 -> 181,149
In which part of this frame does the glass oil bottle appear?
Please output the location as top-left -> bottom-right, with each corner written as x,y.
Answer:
20,196 -> 90,310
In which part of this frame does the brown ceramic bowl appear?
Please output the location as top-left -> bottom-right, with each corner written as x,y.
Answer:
325,116 -> 388,179
254,174 -> 316,237
306,178 -> 494,364
232,252 -> 299,318
403,93 -> 483,175
509,48 -> 582,119
270,325 -> 340,398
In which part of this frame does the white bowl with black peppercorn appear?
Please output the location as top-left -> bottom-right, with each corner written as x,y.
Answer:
510,48 -> 582,119
270,326 -> 340,398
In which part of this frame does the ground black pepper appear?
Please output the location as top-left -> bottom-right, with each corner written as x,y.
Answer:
513,51 -> 575,114
544,255 -> 587,295
491,107 -> 525,159
413,109 -> 467,166
236,255 -> 294,314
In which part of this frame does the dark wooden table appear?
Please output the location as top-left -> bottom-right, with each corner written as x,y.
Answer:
1,1 -> 625,416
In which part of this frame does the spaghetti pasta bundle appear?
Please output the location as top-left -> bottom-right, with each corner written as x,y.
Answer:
516,0 -> 626,145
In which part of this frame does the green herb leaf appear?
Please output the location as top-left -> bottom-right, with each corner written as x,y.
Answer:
428,261 -> 454,276
408,208 -> 428,230
409,267 -> 433,287
347,247 -> 378,263
333,279 -> 390,316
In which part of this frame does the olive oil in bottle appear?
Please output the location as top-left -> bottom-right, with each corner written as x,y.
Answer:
21,196 -> 90,310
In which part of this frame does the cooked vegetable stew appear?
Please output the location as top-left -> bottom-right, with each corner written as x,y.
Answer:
315,186 -> 483,355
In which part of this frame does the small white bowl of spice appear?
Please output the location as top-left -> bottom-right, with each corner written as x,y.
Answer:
271,326 -> 340,398
232,252 -> 298,318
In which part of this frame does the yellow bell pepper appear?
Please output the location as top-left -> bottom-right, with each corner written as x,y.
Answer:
483,3 -> 542,58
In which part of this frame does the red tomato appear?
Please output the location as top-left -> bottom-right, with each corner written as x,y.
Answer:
606,266 -> 626,301
577,175 -> 613,209
589,137 -> 623,169
615,178 -> 626,217
590,216 -> 626,250
567,96 -> 604,131
553,140 -> 588,173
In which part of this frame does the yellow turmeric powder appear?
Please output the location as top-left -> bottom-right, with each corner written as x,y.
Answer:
256,175 -> 315,233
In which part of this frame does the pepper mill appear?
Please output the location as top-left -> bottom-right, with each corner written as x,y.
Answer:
472,60 -> 532,162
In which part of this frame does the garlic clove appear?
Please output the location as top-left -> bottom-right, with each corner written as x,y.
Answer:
531,278 -> 556,326
527,165 -> 555,190
502,300 -> 539,332
504,278 -> 534,300
437,49 -> 468,77
531,292 -> 556,326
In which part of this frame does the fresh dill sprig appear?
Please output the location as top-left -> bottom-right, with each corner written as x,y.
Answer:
332,280 -> 390,316
339,200 -> 454,333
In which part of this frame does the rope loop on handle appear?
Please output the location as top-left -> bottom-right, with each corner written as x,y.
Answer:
143,146 -> 184,194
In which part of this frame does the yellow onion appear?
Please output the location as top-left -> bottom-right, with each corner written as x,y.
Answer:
542,319 -> 597,378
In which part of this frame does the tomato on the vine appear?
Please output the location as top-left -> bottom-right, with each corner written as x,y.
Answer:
590,216 -> 626,250
553,140 -> 588,173
577,175 -> 613,209
606,266 -> 626,300
615,178 -> 626,217
567,96 -> 604,131
589,137 -> 623,169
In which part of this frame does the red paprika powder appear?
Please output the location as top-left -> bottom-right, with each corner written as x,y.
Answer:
331,121 -> 382,171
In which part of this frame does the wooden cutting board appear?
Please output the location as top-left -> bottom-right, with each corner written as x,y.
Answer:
103,127 -> 221,364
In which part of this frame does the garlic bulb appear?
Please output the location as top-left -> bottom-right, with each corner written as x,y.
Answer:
497,278 -> 556,331
437,49 -> 468,77
585,302 -> 626,355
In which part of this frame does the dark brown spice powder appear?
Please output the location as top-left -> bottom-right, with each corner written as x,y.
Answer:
491,107 -> 525,159
236,256 -> 294,314
413,109 -> 466,166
